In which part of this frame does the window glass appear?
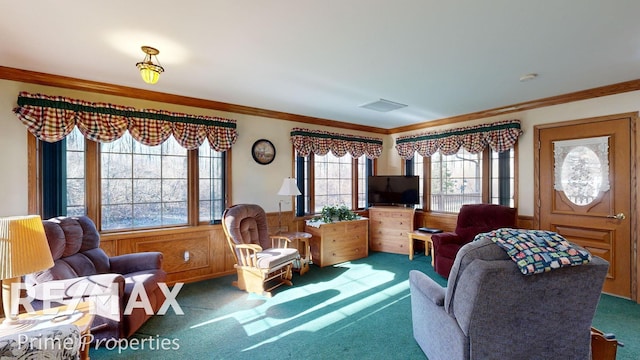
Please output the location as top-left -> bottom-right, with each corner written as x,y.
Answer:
357,156 -> 367,209
296,153 -> 371,215
46,128 -> 229,231
412,156 -> 424,209
430,149 -> 482,212
313,152 -> 353,212
300,156 -> 311,215
490,148 -> 515,207
66,127 -> 85,216
199,142 -> 225,222
411,147 -> 516,212
101,133 -> 188,230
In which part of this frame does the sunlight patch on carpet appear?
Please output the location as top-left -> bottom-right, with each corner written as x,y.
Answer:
188,262 -> 404,349
240,280 -> 409,351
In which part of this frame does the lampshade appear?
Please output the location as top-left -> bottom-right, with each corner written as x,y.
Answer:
136,46 -> 164,85
277,178 -> 302,196
138,64 -> 163,84
0,215 -> 53,280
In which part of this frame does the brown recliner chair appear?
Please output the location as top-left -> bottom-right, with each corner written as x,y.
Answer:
24,216 -> 167,341
431,203 -> 516,278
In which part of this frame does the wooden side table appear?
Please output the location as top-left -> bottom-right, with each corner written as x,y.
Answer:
278,231 -> 312,275
408,230 -> 435,266
0,301 -> 95,360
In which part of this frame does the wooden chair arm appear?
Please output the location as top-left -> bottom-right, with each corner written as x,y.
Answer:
270,235 -> 292,248
591,326 -> 623,360
234,244 -> 262,267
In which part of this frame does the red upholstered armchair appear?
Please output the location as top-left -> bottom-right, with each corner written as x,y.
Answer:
431,204 -> 517,278
24,216 -> 167,341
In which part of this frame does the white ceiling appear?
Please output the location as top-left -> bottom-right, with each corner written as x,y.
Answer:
3,1 -> 640,130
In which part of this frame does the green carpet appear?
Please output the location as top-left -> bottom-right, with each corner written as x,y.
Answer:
90,252 -> 639,359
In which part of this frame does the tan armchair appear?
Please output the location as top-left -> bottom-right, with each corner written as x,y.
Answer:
222,204 -> 299,296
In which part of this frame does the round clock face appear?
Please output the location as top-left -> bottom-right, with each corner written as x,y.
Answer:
252,139 -> 276,165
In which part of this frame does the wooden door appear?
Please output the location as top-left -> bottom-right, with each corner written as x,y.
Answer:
535,114 -> 633,298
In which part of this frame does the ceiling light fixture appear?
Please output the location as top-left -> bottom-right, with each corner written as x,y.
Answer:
136,46 -> 164,85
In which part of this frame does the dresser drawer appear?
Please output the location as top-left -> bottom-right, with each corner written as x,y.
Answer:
368,207 -> 414,255
305,219 -> 368,267
325,244 -> 367,265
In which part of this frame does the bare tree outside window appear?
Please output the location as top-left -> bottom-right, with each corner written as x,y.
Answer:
314,152 -> 353,212
199,142 -> 225,222
430,149 -> 482,212
66,127 -> 86,216
101,133 -> 188,230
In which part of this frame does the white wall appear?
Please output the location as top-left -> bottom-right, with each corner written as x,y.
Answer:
389,90 -> 640,216
0,79 -> 384,215
0,80 -> 30,216
517,91 -> 640,215
3,78 -> 640,217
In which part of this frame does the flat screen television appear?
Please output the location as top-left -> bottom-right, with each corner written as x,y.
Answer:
367,175 -> 419,206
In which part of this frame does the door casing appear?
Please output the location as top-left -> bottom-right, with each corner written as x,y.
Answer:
534,112 -> 638,302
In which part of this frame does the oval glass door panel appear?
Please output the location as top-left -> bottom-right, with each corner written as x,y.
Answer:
560,146 -> 602,205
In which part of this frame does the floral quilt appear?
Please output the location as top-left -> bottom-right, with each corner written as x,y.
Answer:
474,228 -> 592,275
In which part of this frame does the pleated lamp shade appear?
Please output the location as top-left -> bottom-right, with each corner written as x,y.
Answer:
277,178 -> 302,196
0,215 -> 54,280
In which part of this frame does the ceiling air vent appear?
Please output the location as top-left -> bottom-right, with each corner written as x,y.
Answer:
359,99 -> 408,112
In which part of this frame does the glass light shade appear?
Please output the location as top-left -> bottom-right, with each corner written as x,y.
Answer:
138,63 -> 163,85
278,177 -> 302,196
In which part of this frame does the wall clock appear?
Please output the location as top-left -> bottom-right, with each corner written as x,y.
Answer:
251,139 -> 276,165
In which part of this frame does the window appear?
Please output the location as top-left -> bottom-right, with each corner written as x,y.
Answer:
296,153 -> 372,215
357,156 -> 368,209
406,155 -> 424,209
65,128 -> 85,217
314,152 -> 354,210
46,131 -> 228,231
490,148 -> 515,207
101,133 -> 188,230
431,149 -> 482,212
199,143 -> 226,222
406,147 -> 516,212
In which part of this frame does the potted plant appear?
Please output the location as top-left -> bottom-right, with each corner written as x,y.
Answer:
318,205 -> 358,223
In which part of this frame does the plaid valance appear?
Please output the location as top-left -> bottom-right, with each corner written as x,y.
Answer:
395,119 -> 522,159
290,127 -> 383,159
14,92 -> 238,151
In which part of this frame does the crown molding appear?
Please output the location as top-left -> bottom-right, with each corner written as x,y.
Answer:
389,79 -> 640,134
3,66 -> 640,136
0,66 -> 389,135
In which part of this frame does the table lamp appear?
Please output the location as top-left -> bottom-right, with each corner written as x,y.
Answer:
0,215 -> 54,328
277,177 -> 302,233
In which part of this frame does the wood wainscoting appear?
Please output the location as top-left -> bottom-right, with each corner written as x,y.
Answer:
101,224 -> 234,285
99,210 -> 301,285
96,210 -> 532,286
415,211 -> 533,233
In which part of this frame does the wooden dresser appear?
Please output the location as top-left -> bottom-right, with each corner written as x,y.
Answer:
369,206 -> 415,255
305,218 -> 369,267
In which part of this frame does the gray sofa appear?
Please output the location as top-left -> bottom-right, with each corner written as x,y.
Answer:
409,237 -> 609,360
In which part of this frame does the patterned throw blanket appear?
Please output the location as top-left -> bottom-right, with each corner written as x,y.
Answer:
474,228 -> 592,275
